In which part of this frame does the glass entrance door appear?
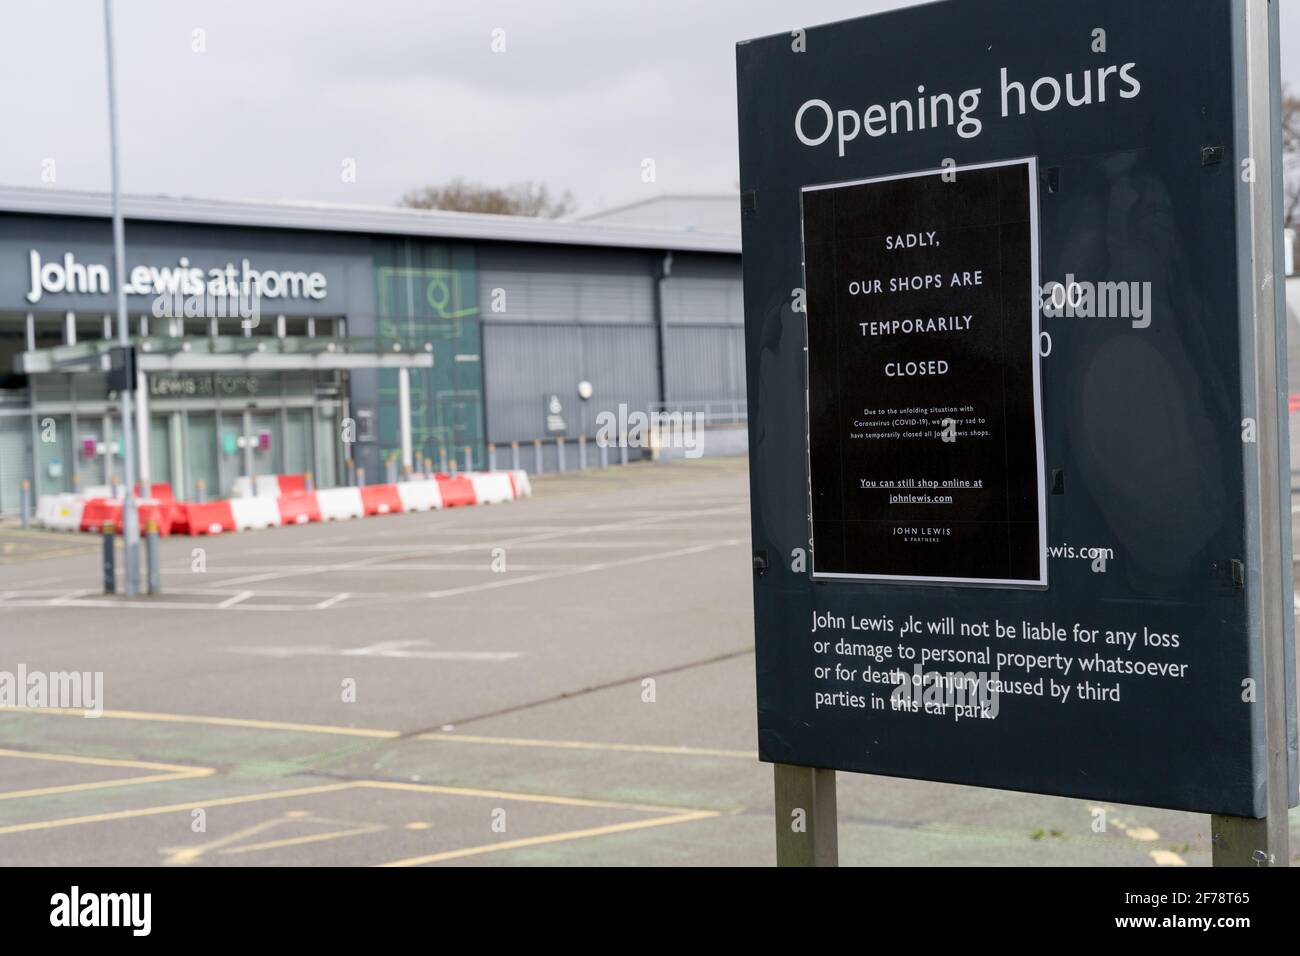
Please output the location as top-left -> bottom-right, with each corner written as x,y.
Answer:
186,412 -> 218,500
148,415 -> 172,491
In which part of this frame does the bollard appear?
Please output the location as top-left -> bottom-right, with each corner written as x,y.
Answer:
449,455 -> 458,476
20,479 -> 31,529
195,478 -> 206,503
557,437 -> 566,472
463,445 -> 472,473
511,441 -> 520,471
305,470 -> 315,492
600,441 -> 609,469
102,521 -> 116,594
146,519 -> 161,595
620,443 -> 628,466
438,447 -> 448,473
534,439 -> 543,475
488,444 -> 497,472
579,435 -> 588,470
346,458 -> 356,487
423,457 -> 434,480
356,466 -> 366,487
386,455 -> 398,484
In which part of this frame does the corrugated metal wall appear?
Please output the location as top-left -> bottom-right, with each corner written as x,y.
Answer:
479,245 -> 744,444
661,256 -> 745,406
479,246 -> 656,326
480,245 -> 657,442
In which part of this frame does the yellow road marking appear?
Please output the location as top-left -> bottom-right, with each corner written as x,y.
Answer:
0,747 -> 206,773
418,732 -> 756,759
161,810 -> 386,864
0,779 -> 719,842
0,772 -> 211,802
358,779 -> 702,815
377,810 -> 718,867
0,782 -> 356,836
221,822 -> 386,857
1086,804 -> 1163,846
2,706 -> 747,757
162,814 -> 304,865
0,748 -> 214,801
0,706 -> 399,739
1150,849 -> 1187,866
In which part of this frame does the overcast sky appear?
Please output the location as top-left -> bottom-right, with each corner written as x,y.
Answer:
1,0 -> 1298,217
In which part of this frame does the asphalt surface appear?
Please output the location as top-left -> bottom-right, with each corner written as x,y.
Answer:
0,455 -> 1296,866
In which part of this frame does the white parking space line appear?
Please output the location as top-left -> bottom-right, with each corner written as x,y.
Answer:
424,538 -> 745,601
0,487 -> 750,616
324,563 -> 587,572
0,574 -> 89,590
48,589 -> 91,605
204,505 -> 746,590
163,561 -> 590,574
242,541 -> 689,553
0,597 -> 308,612
228,640 -> 519,661
0,538 -> 745,615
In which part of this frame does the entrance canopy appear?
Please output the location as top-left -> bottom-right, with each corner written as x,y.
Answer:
16,336 -> 432,485
14,335 -> 433,375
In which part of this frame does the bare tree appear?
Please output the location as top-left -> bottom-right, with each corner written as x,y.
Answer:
1282,87 -> 1300,227
399,179 -> 575,218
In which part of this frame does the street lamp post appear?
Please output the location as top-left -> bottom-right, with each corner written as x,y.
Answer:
103,0 -> 139,596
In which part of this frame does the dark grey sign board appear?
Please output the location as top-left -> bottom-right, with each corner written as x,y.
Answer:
737,0 -> 1298,816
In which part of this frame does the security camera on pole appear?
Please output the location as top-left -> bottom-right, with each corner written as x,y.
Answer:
103,0 -> 140,597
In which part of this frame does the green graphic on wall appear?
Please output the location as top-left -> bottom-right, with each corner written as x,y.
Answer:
373,241 -> 484,470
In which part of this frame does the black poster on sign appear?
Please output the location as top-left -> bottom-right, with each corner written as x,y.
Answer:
802,159 -> 1046,586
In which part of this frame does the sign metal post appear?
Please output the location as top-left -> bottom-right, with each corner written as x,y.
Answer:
773,764 -> 838,867
1211,0 -> 1295,867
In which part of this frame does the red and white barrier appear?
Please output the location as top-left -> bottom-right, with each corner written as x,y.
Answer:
316,487 -> 365,521
177,500 -> 236,535
37,494 -> 86,532
36,470 -> 529,537
277,493 -> 321,526
396,480 -> 442,512
229,496 -> 282,531
360,484 -> 403,516
436,475 -> 476,508
470,472 -> 514,505
136,482 -> 175,500
77,497 -> 177,536
233,474 -> 309,498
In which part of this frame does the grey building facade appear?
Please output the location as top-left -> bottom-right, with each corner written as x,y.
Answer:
0,187 -> 741,512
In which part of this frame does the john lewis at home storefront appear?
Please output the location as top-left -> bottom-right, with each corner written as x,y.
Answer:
0,187 -> 744,511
